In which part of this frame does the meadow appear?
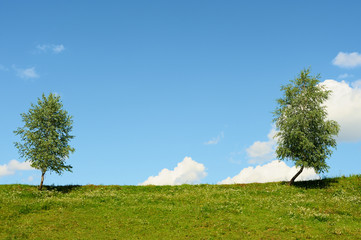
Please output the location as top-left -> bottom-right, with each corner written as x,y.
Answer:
1,175 -> 360,239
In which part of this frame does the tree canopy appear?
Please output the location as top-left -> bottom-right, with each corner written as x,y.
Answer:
14,93 -> 75,190
273,68 -> 339,185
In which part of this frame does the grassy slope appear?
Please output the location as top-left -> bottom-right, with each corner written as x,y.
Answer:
0,176 -> 360,239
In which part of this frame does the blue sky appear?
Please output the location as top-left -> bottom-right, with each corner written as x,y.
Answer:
1,1 -> 361,186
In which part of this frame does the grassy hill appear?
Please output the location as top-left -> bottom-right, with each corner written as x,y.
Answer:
1,175 -> 360,239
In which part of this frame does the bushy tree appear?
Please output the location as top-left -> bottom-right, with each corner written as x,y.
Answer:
273,68 -> 339,185
14,93 -> 75,190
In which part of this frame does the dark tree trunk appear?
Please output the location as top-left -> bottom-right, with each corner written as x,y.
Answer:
39,171 -> 46,190
289,166 -> 304,186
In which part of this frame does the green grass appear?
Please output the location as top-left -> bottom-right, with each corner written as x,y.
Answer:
1,176 -> 361,239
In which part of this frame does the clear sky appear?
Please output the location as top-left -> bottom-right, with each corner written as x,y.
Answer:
1,1 -> 361,186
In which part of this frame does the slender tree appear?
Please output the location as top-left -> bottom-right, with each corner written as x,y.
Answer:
273,68 -> 339,185
14,93 -> 75,190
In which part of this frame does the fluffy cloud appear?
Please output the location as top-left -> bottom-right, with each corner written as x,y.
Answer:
332,52 -> 361,68
351,80 -> 361,88
139,157 -> 207,185
13,66 -> 39,79
0,160 -> 34,177
246,127 -> 277,164
218,160 -> 319,184
321,79 -> 361,142
204,131 -> 224,145
37,44 -> 65,54
246,79 -> 361,165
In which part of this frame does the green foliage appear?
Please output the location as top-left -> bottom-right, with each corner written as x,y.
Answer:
273,68 -> 340,173
0,176 -> 360,239
14,93 -> 75,176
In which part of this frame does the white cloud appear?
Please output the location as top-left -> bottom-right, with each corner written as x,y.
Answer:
321,79 -> 361,142
218,160 -> 319,184
248,79 -> 361,161
36,44 -> 47,51
13,66 -> 39,79
139,157 -> 207,185
0,160 -> 35,177
52,44 -> 65,53
332,52 -> 361,68
338,73 -> 353,79
204,131 -> 224,145
36,44 -> 65,54
351,79 -> 361,88
246,127 -> 277,164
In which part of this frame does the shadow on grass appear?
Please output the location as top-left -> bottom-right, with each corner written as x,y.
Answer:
44,185 -> 82,193
282,178 -> 339,189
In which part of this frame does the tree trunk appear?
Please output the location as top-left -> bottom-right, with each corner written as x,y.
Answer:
39,171 -> 46,190
289,166 -> 304,186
